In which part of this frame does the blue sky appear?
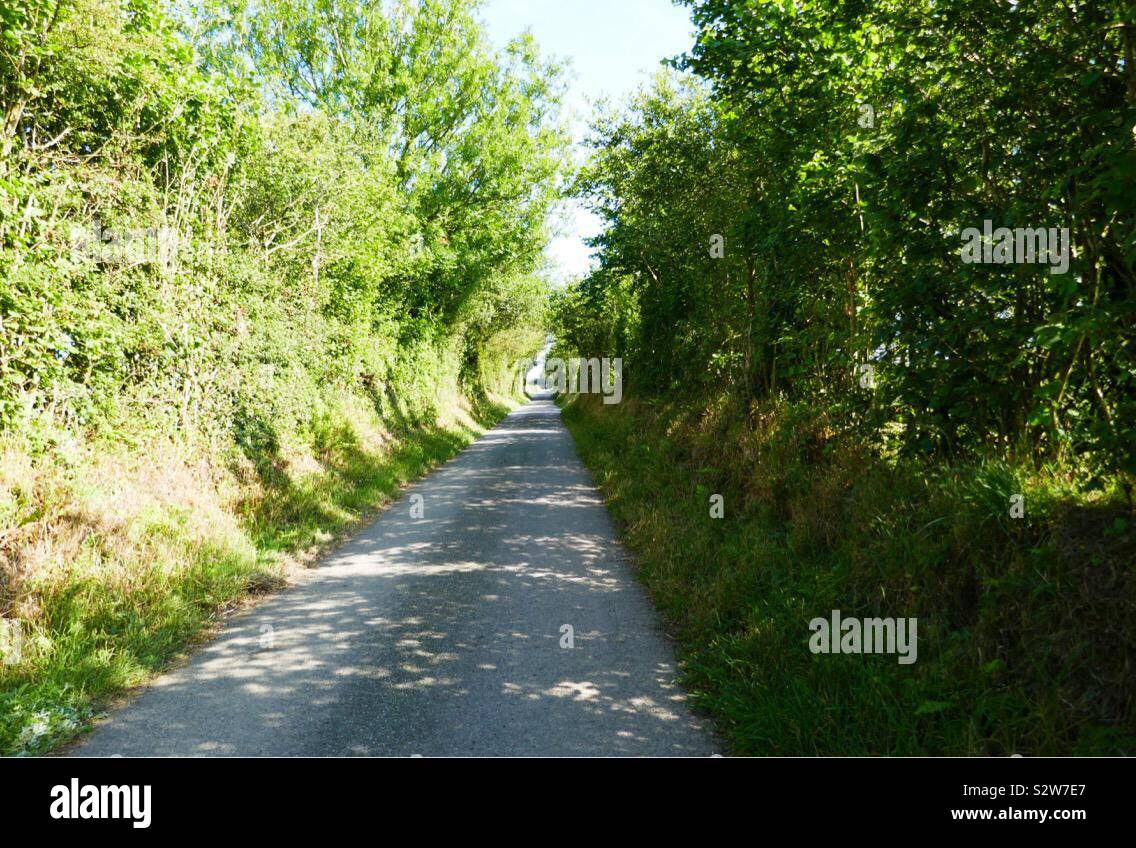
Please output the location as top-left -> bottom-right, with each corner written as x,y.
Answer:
478,0 -> 696,282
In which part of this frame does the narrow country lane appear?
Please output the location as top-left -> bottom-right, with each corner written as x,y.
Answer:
72,398 -> 715,756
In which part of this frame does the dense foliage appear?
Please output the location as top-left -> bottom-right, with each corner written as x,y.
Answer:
555,0 -> 1135,754
560,0 -> 1135,480
0,0 -> 564,753
1,0 -> 565,447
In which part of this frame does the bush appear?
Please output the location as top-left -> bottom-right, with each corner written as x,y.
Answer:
564,393 -> 1136,754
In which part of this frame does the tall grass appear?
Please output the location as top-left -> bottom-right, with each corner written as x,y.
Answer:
0,391 -> 511,755
563,394 -> 1135,755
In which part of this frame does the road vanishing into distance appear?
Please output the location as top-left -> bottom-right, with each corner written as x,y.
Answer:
74,397 -> 715,756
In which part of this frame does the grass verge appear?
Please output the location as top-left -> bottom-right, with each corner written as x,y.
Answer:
562,394 -> 1135,755
0,393 -> 511,755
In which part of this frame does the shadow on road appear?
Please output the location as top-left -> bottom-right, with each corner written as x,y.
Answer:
75,400 -> 715,757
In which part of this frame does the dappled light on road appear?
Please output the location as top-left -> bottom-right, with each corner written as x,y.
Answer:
74,399 -> 714,757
